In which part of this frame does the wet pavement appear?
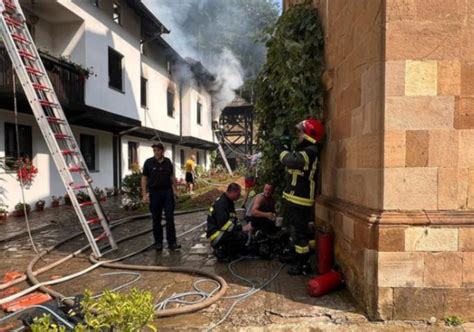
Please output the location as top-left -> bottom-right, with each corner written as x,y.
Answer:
0,199 -> 463,331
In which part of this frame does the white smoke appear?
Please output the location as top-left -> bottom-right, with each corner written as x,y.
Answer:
207,49 -> 244,116
143,0 -> 245,118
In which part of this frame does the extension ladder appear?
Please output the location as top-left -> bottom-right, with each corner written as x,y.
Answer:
0,0 -> 117,257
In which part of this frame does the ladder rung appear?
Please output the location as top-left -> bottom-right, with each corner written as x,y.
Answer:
4,16 -> 24,28
87,217 -> 101,225
3,1 -> 17,11
95,232 -> 108,242
32,83 -> 50,91
18,49 -> 36,60
68,165 -> 83,172
47,116 -> 64,123
72,184 -> 88,190
54,133 -> 70,139
39,99 -> 57,107
61,149 -> 77,155
11,33 -> 29,44
80,201 -> 94,207
25,66 -> 43,76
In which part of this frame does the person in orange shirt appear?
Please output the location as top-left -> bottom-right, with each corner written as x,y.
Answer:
185,155 -> 196,194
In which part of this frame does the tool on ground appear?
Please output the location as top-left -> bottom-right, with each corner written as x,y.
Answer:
307,270 -> 343,297
0,0 -> 116,257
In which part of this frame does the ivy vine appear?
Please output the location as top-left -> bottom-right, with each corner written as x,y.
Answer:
254,1 -> 325,195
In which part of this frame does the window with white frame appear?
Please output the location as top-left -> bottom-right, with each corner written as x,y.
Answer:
128,141 -> 138,169
108,47 -> 123,91
4,122 -> 32,170
197,102 -> 202,125
80,134 -> 97,171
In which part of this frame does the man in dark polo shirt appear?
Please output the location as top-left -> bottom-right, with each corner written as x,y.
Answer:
141,143 -> 181,251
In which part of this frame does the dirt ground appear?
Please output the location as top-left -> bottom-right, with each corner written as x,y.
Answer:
0,208 -> 469,331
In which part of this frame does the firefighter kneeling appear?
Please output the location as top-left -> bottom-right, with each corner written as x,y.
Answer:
207,183 -> 253,262
280,118 -> 324,275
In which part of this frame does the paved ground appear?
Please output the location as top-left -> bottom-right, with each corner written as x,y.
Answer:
0,198 -> 468,331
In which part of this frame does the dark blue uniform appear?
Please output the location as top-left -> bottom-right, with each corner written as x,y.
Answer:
143,157 -> 177,247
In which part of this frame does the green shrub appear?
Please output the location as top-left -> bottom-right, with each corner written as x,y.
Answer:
254,1 -> 324,197
29,288 -> 156,331
121,170 -> 144,210
444,315 -> 464,327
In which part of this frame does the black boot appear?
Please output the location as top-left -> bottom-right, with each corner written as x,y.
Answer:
287,254 -> 312,276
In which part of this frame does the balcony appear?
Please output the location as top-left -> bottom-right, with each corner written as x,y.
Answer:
0,45 -> 85,108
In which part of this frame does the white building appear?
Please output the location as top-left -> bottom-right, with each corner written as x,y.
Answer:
0,0 -> 216,210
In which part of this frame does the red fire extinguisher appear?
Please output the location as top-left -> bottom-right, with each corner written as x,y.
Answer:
317,231 -> 333,274
307,271 -> 343,297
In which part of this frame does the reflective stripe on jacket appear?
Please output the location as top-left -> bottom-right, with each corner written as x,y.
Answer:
280,143 -> 319,207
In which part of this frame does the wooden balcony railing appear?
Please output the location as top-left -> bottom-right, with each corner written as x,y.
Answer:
0,45 -> 85,107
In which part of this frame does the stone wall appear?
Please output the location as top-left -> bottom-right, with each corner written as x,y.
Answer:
312,0 -> 385,316
378,0 -> 474,321
282,0 -> 474,321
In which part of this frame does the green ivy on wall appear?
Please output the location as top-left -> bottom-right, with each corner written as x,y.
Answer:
254,1 -> 325,196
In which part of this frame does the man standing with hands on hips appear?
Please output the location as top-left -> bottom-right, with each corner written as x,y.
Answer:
141,143 -> 181,251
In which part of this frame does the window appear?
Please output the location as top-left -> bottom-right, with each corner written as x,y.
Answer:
167,90 -> 174,117
197,102 -> 202,125
128,142 -> 138,169
141,77 -> 147,107
180,149 -> 185,166
108,48 -> 123,91
113,1 -> 121,25
80,134 -> 96,171
4,123 -> 32,169
196,151 -> 200,165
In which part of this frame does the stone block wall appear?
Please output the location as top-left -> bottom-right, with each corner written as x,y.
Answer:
377,0 -> 474,320
384,0 -> 474,211
317,0 -> 385,211
283,0 -> 474,321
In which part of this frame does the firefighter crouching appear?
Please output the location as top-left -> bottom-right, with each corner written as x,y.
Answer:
280,118 -> 324,275
207,183 -> 252,262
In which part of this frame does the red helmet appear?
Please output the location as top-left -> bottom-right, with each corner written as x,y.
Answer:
297,118 -> 324,143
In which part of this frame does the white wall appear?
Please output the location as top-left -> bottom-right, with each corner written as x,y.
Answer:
174,145 -> 210,180
52,0 -> 143,121
121,136 -> 174,177
0,110 -> 114,211
181,84 -> 214,143
141,56 -> 180,136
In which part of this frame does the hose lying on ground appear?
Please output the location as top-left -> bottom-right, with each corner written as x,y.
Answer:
0,209 -> 206,291
22,209 -> 228,320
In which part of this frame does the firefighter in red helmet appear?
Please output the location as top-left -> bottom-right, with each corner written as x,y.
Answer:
279,118 -> 324,275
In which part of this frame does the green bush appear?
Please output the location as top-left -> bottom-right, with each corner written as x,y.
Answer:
121,169 -> 144,210
29,288 -> 156,331
254,1 -> 324,197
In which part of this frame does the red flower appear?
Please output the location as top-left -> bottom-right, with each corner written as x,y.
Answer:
16,159 -> 38,187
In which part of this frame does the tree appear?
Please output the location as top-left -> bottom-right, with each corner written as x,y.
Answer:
254,2 -> 325,196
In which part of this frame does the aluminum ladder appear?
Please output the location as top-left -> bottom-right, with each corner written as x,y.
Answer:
0,0 -> 117,257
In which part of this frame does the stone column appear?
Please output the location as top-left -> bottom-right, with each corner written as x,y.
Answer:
306,0 -> 474,321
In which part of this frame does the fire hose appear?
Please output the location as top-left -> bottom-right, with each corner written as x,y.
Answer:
1,209 -> 229,319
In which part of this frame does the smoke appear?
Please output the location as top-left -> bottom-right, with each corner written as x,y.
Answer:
142,0 -> 249,118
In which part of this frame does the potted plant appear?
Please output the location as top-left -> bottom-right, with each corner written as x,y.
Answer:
0,204 -> 8,221
51,196 -> 60,208
35,200 -> 45,212
76,191 -> 90,203
13,203 -> 31,217
94,187 -> 106,202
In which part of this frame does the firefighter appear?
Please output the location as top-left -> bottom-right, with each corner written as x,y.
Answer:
207,183 -> 252,262
279,118 -> 324,275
